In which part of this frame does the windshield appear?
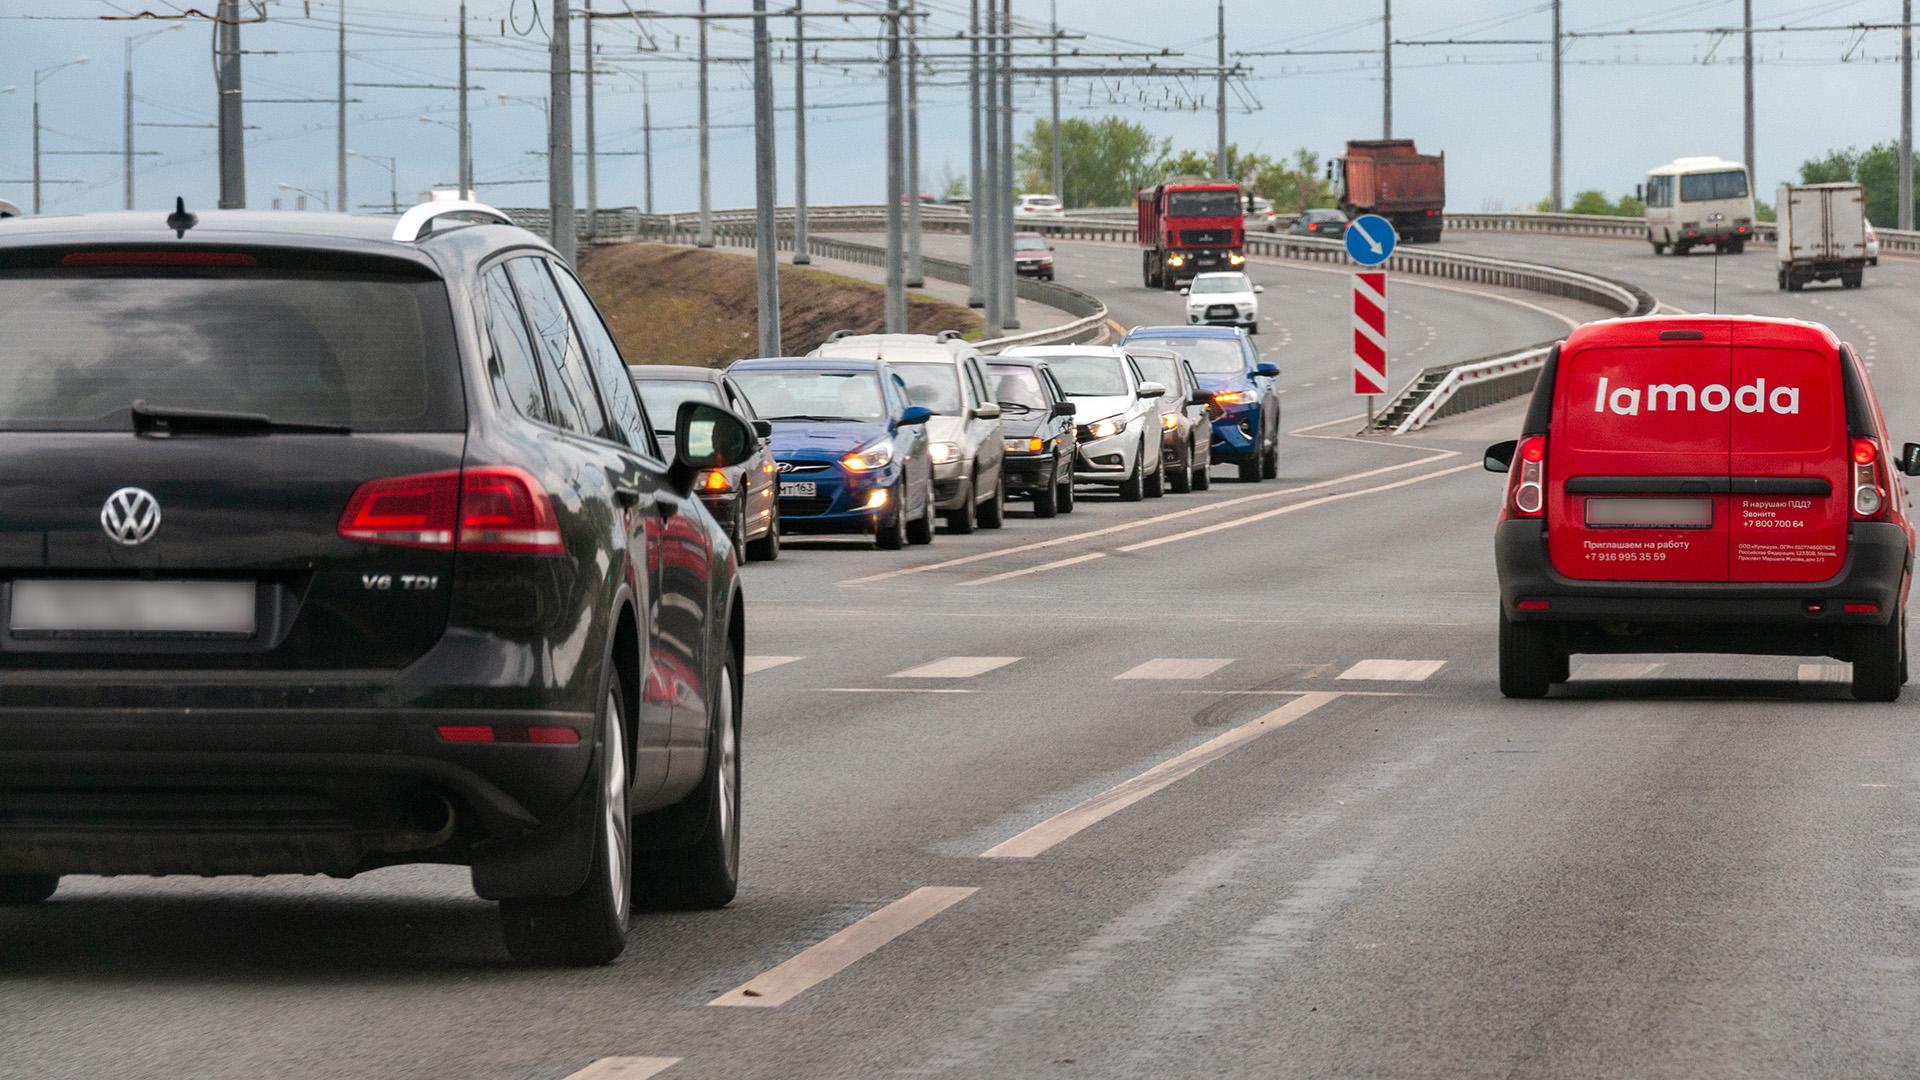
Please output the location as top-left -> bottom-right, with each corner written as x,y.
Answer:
1015,236 -> 1049,252
731,369 -> 887,421
988,364 -> 1051,411
1044,353 -> 1130,396
1168,191 -> 1242,218
1189,276 -> 1250,295
0,270 -> 462,432
891,362 -> 965,414
1679,170 -> 1749,201
1132,337 -> 1247,374
630,378 -> 722,433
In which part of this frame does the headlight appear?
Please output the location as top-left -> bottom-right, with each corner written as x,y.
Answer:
1213,390 -> 1254,405
929,441 -> 961,464
1004,436 -> 1047,453
1167,253 -> 1185,267
1161,412 -> 1180,431
1227,252 -> 1247,266
1085,415 -> 1126,439
841,440 -> 895,471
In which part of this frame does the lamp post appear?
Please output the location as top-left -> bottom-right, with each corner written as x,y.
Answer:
346,149 -> 397,212
276,182 -> 330,211
125,26 -> 181,209
34,56 -> 89,215
418,115 -> 472,197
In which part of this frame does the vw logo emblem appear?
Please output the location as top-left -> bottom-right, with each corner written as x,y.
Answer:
101,487 -> 161,546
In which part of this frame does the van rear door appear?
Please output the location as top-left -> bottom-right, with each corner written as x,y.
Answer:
1547,322 -> 1731,582
1727,320 -> 1848,582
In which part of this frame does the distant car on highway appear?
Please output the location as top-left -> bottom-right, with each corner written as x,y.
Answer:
1643,156 -> 1755,255
1003,345 -> 1168,502
1487,315 -> 1918,701
729,357 -> 937,549
1866,219 -> 1881,265
986,356 -> 1079,517
1181,270 -> 1263,333
812,333 -> 1006,533
1015,193 -> 1067,222
1289,208 -> 1349,236
0,202 -> 755,966
1245,194 -> 1279,233
629,365 -> 781,561
1122,325 -> 1281,482
1127,347 -> 1214,493
1014,231 -> 1056,280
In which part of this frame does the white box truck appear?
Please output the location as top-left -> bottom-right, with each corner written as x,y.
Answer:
1777,182 -> 1867,291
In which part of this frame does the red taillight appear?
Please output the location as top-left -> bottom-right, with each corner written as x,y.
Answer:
526,726 -> 581,745
1508,436 -> 1546,517
61,250 -> 258,266
436,723 -> 578,745
1844,602 -> 1881,614
436,725 -> 495,743
1516,599 -> 1552,611
1852,438 -> 1878,465
1851,438 -> 1887,519
338,466 -> 564,555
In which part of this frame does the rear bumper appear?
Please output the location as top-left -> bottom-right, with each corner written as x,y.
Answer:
1496,519 -> 1911,629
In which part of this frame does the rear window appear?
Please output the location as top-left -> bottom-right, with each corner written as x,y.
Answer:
1130,337 -> 1246,374
1131,354 -> 1180,389
1680,170 -> 1748,202
1045,354 -> 1129,396
733,369 -> 888,422
632,378 -> 722,433
892,362 -> 965,414
0,270 -> 462,432
987,364 -> 1050,410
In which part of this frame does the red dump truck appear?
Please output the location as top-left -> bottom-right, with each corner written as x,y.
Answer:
1137,177 -> 1245,289
1332,139 -> 1446,243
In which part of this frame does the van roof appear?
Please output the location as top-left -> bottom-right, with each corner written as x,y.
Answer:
1563,314 -> 1840,353
1647,157 -> 1747,176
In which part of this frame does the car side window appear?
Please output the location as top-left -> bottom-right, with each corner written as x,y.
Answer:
964,358 -> 990,407
506,257 -> 608,440
548,262 -> 658,458
723,378 -> 759,421
480,265 -> 551,425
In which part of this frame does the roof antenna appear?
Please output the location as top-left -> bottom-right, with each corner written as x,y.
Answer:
166,197 -> 198,239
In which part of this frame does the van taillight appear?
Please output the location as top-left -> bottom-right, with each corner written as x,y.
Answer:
1509,436 -> 1546,517
338,466 -> 564,555
1851,438 -> 1887,519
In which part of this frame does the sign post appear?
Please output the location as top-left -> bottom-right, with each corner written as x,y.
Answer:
1344,214 -> 1398,422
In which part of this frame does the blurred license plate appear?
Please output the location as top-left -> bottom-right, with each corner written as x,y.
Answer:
10,580 -> 256,635
780,482 -> 817,498
1584,497 -> 1714,529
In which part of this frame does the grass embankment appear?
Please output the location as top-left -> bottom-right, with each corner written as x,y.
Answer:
578,243 -> 984,366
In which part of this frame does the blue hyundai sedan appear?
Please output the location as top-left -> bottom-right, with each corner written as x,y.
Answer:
1121,325 -> 1281,482
727,358 -> 937,549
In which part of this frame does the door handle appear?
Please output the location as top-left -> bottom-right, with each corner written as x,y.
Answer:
614,486 -> 641,508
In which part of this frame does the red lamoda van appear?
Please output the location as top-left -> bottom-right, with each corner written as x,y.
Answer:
1489,315 -> 1919,701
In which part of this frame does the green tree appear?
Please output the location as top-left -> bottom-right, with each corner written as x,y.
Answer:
1016,117 -> 1168,208
1567,189 -> 1616,215
1154,144 -> 1333,212
1797,143 -> 1920,225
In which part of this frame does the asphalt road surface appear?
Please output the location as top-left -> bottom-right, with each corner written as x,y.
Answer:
4,232 -> 1919,1080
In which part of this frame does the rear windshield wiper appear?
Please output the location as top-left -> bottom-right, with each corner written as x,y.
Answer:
132,400 -> 352,436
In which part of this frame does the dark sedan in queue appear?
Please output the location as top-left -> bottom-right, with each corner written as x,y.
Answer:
629,364 -> 781,561
727,358 -> 937,550
985,356 -> 1078,517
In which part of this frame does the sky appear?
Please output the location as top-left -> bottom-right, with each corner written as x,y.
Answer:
1,0 -> 1914,217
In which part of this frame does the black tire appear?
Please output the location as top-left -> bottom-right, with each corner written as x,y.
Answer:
744,504 -> 779,562
1246,322 -> 1259,335
500,680 -> 632,966
1168,438 -> 1193,493
1498,609 -> 1554,700
1777,267 -> 1788,291
944,477 -> 976,533
1787,275 -> 1804,292
1117,454 -> 1145,501
1727,239 -> 1746,255
1262,436 -> 1280,480
1549,651 -> 1572,684
1142,253 -> 1156,289
0,874 -> 57,904
876,484 -> 908,549
728,504 -> 748,559
906,483 -> 936,545
635,642 -> 742,910
1843,271 -> 1864,289
1192,438 -> 1212,491
1650,241 -> 1666,255
1851,609 -> 1904,702
1057,461 -> 1077,513
1144,441 -> 1166,498
1033,459 -> 1060,518
978,473 -> 1006,529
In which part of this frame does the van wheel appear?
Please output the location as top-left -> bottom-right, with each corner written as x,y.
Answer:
1851,610 -> 1904,702
944,477 -> 977,533
1498,609 -> 1554,700
978,474 -> 1006,529
1650,241 -> 1666,255
0,874 -> 58,904
635,643 -> 742,910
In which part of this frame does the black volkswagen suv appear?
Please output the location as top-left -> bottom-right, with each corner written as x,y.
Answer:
0,202 -> 751,965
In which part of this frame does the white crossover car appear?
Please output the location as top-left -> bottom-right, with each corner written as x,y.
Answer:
1003,345 -> 1169,502
1182,271 -> 1264,334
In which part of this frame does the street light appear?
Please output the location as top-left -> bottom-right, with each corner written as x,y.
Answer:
125,25 -> 182,209
418,115 -> 473,198
276,182 -> 330,211
33,56 -> 89,215
346,149 -> 398,213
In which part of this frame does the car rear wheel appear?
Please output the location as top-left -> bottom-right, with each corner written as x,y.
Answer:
499,681 -> 631,966
745,505 -> 779,562
636,644 -> 742,910
1851,608 -> 1905,702
978,473 -> 1006,529
1033,459 -> 1060,517
0,874 -> 58,904
945,477 -> 977,533
1498,609 -> 1554,700
1169,439 -> 1193,493
876,483 -> 909,550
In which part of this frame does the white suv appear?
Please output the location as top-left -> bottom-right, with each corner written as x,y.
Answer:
1183,271 -> 1264,334
1003,345 -> 1170,502
811,332 -> 1008,532
1015,194 -> 1067,221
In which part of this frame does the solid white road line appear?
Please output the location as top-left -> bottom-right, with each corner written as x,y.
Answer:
981,691 -> 1341,858
1337,659 -> 1447,682
558,1058 -> 682,1080
744,655 -> 803,675
1575,662 -> 1666,680
1115,658 -> 1235,680
961,551 -> 1107,586
888,655 -> 1021,678
1797,663 -> 1849,682
709,886 -> 978,1008
1117,463 -> 1479,554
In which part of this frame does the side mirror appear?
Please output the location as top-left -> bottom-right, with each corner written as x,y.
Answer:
751,419 -> 773,440
1635,183 -> 1645,203
898,404 -> 933,427
1484,439 -> 1518,473
972,401 -> 1002,420
1190,394 -> 1212,408
1050,400 -> 1077,417
1254,362 -> 1280,378
1137,381 -> 1167,399
672,401 -> 754,490
1253,284 -> 1265,294
1902,441 -> 1920,477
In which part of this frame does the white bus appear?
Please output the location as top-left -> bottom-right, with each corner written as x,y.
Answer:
1642,157 -> 1756,256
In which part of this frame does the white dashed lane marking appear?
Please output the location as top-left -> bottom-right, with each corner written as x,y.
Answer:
1797,663 -> 1849,682
1115,658 -> 1235,680
709,887 -> 977,1008
1574,662 -> 1666,680
888,656 -> 1022,678
744,655 -> 803,675
1337,659 -> 1446,681
559,1058 -> 683,1080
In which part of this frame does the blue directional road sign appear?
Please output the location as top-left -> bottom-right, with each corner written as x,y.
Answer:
1344,214 -> 1398,266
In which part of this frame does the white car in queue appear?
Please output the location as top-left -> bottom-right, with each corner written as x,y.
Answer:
1002,345 -> 1169,502
1182,271 -> 1264,334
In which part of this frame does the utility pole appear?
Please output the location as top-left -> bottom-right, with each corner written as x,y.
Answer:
968,0 -> 986,308
1550,0 -> 1562,211
752,0 -> 782,356
998,0 -> 1018,330
1904,0 -> 1914,230
697,0 -> 714,247
338,0 -> 348,211
123,40 -> 134,209
1381,0 -> 1392,138
1049,0 -> 1062,200
1742,0 -> 1754,184
907,13 -> 924,288
885,0 -> 907,332
217,0 -> 246,208
981,0 -> 1001,330
1215,0 -> 1228,179
584,3 -> 597,241
793,2 -> 811,264
642,72 -> 654,214
549,0 -> 576,263
458,1 -> 472,197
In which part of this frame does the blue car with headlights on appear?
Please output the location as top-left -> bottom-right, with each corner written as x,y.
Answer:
1120,325 -> 1281,483
727,358 -> 937,549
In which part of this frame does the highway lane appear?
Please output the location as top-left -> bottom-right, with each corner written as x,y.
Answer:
6,234 -> 1920,1080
